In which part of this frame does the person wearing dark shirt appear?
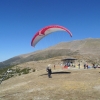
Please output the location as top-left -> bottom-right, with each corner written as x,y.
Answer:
46,67 -> 52,78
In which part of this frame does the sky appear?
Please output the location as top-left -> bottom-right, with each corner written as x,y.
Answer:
0,0 -> 100,62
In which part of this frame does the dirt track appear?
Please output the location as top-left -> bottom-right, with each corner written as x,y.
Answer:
0,68 -> 100,100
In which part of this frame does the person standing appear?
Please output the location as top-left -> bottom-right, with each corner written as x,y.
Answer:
87,65 -> 88,69
54,65 -> 55,69
78,63 -> 80,69
47,67 -> 52,78
84,64 -> 86,69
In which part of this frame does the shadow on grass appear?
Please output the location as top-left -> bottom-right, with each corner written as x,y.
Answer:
40,71 -> 71,76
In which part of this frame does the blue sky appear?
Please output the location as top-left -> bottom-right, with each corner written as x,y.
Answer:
0,0 -> 100,62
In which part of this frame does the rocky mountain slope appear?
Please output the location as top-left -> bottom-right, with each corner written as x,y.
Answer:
0,38 -> 100,68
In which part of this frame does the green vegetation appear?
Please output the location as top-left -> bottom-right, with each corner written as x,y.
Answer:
0,65 -> 13,75
0,66 -> 35,83
20,68 -> 31,74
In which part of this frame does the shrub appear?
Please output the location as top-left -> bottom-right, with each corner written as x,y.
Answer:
33,69 -> 35,72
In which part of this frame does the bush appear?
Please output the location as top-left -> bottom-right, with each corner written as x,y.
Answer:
33,69 -> 35,72
16,68 -> 21,73
21,68 -> 30,74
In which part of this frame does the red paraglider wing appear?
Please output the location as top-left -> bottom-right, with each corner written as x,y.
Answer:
31,25 -> 72,47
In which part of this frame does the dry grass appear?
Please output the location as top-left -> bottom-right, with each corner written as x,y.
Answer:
0,67 -> 100,100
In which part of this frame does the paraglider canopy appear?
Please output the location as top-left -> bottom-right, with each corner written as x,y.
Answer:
31,25 -> 72,47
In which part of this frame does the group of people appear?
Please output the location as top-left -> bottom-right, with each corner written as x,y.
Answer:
92,64 -> 99,69
46,63 -> 99,78
84,64 -> 89,69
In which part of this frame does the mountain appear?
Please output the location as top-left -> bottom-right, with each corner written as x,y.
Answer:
0,38 -> 100,68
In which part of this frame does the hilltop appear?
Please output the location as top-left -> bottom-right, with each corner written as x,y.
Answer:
0,38 -> 100,68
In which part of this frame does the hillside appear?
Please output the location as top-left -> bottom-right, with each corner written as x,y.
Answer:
0,38 -> 100,68
0,38 -> 100,100
0,68 -> 100,100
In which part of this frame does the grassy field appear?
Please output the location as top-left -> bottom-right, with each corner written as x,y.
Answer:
0,67 -> 100,100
